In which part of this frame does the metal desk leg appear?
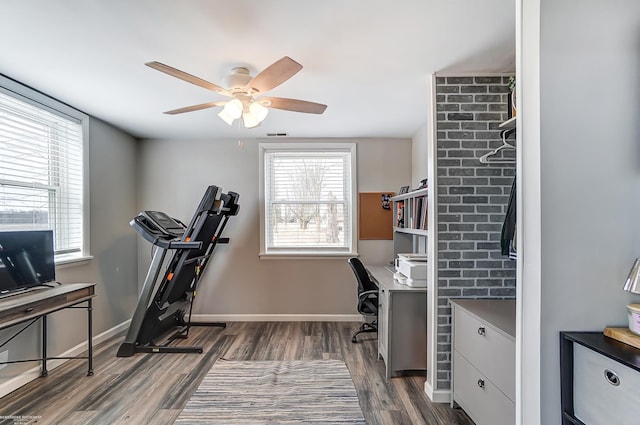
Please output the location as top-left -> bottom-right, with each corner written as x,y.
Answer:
87,298 -> 93,376
41,314 -> 48,377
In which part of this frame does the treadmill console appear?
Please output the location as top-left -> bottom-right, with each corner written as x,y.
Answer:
131,211 -> 185,245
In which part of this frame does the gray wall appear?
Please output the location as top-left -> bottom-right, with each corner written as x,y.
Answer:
136,137 -> 412,317
0,117 -> 139,387
435,76 -> 516,389
521,1 -> 640,423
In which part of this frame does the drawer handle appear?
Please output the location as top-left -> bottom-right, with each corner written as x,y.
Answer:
24,307 -> 35,313
604,369 -> 620,386
477,379 -> 485,389
477,327 -> 486,336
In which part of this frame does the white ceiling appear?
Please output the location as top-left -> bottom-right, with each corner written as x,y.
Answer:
0,0 -> 515,140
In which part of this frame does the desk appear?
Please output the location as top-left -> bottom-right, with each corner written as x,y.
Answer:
0,283 -> 96,376
367,265 -> 427,379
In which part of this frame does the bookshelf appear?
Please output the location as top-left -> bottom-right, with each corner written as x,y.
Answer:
391,188 -> 428,236
390,188 -> 428,258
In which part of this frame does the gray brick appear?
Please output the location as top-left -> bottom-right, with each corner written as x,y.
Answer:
448,242 -> 476,250
448,150 -> 475,159
489,104 -> 508,112
438,122 -> 461,130
462,196 -> 489,204
463,233 -> 489,241
447,131 -> 475,140
477,242 -> 501,250
445,77 -> 473,84
463,288 -> 490,297
461,103 -> 488,112
474,95 -> 502,103
489,85 -> 511,93
438,196 -> 462,204
447,113 -> 474,121
462,177 -> 489,185
462,122 -> 488,130
438,103 -> 460,111
461,85 -> 488,94
475,77 -> 503,84
463,251 -> 489,259
438,177 -> 462,186
463,270 -> 489,278
448,168 -> 475,176
448,95 -> 474,103
438,85 -> 460,93
447,279 -> 478,287
476,186 -> 504,195
461,140 -> 489,149
476,112 -> 503,121
448,205 -> 475,213
439,140 -> 462,149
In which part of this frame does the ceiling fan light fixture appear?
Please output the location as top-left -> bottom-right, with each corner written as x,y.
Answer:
249,101 -> 269,122
223,98 -> 243,119
242,110 -> 260,129
217,108 -> 235,126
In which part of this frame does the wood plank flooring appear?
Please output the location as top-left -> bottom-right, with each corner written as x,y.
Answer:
0,322 -> 474,425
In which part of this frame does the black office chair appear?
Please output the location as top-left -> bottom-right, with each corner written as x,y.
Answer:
348,257 -> 378,343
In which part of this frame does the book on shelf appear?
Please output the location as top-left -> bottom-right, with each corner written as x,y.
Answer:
396,201 -> 405,228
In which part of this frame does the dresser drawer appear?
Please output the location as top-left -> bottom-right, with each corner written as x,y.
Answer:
453,306 -> 515,401
453,351 -> 515,425
573,343 -> 640,425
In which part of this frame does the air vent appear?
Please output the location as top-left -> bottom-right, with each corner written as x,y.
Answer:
266,133 -> 288,137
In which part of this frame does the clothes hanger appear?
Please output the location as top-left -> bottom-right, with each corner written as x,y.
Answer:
478,128 -> 516,164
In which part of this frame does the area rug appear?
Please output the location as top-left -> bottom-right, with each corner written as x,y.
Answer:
175,359 -> 366,425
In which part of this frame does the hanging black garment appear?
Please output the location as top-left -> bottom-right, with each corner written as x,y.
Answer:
501,178 -> 516,256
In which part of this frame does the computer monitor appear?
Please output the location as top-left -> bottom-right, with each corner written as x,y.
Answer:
0,230 -> 55,296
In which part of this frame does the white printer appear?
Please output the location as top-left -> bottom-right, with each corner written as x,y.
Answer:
394,253 -> 427,287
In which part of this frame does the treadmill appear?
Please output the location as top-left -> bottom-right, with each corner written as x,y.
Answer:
117,185 -> 239,357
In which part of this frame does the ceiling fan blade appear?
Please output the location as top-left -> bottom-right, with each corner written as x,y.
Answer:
261,97 -> 327,114
146,61 -> 230,95
164,101 -> 226,115
247,57 -> 303,93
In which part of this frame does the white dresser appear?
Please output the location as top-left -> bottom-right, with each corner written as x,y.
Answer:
450,299 -> 516,425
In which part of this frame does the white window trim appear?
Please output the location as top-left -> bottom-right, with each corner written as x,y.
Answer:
0,74 -> 91,264
259,142 -> 358,259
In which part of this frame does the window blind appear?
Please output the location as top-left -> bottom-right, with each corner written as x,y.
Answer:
263,148 -> 354,254
0,89 -> 84,255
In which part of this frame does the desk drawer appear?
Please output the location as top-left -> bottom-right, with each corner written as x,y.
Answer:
573,343 -> 640,425
0,285 -> 94,329
453,351 -> 514,425
453,306 -> 515,401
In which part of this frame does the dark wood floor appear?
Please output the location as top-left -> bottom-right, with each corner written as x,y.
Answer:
0,322 -> 473,425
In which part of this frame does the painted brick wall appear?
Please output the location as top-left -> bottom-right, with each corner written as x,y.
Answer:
435,76 -> 516,389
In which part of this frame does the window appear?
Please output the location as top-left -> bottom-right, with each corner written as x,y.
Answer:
259,143 -> 357,258
0,75 -> 89,262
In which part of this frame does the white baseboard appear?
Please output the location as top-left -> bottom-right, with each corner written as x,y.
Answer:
191,314 -> 363,322
424,380 -> 451,404
0,320 -> 130,399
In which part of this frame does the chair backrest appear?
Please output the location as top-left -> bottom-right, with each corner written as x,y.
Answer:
348,257 -> 378,316
348,257 -> 377,293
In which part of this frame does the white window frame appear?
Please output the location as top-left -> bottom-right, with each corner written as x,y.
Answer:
259,142 -> 357,259
0,74 -> 91,264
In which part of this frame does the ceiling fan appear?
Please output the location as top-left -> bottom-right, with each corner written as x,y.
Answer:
146,56 -> 327,128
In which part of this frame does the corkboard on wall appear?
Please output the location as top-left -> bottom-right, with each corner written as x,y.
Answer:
358,192 -> 394,240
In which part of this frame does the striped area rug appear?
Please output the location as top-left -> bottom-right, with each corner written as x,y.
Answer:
175,359 -> 366,425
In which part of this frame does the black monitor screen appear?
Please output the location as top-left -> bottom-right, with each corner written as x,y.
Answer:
0,230 -> 55,296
